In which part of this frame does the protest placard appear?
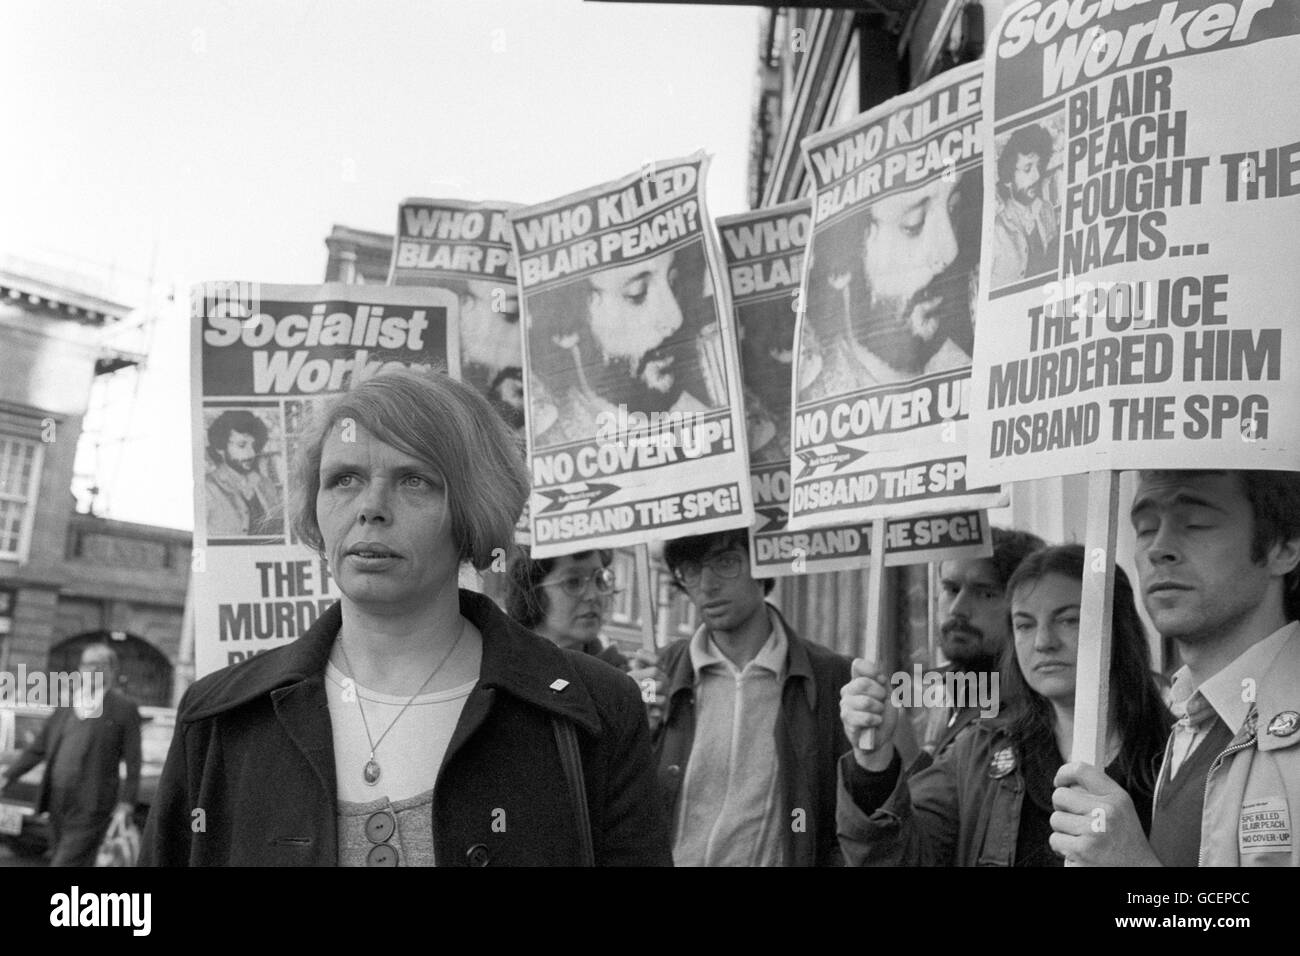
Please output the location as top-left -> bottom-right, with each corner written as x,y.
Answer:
717,200 -> 993,575
970,0 -> 1300,781
189,282 -> 458,677
509,152 -> 753,557
389,198 -> 525,437
389,197 -> 532,546
967,0 -> 1300,486
789,60 -> 1006,531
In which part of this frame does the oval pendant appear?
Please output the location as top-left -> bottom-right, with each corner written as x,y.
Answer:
363,758 -> 381,786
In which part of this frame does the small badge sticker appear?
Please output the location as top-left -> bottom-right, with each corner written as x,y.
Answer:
1267,712 -> 1300,737
549,679 -> 570,692
989,747 -> 1016,778
1239,797 -> 1292,855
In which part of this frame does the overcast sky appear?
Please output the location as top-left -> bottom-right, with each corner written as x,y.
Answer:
1,0 -> 760,530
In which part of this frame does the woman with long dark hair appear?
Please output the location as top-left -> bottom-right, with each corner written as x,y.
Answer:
837,543 -> 1171,866
995,544 -> 1170,865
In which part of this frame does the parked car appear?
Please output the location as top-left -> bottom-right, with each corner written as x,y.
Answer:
0,703 -> 175,859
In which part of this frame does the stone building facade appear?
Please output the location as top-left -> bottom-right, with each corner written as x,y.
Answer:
0,257 -> 190,706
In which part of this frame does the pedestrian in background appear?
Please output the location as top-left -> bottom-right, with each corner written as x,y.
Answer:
0,644 -> 141,866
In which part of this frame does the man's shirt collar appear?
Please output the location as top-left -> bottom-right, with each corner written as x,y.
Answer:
688,604 -> 787,681
1169,621 -> 1298,733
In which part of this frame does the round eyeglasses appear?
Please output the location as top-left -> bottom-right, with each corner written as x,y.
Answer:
539,566 -> 617,598
672,551 -> 744,588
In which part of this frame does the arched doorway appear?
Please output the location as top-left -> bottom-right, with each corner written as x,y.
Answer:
48,632 -> 173,707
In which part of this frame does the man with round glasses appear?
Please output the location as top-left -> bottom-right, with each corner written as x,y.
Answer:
505,548 -> 628,670
646,527 -> 853,866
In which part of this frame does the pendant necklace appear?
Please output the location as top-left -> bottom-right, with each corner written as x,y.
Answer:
337,619 -> 468,787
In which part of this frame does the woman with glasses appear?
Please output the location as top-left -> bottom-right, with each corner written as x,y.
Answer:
505,549 -> 628,670
142,369 -> 671,866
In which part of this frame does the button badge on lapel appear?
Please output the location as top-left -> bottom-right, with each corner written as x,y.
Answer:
1267,711 -> 1299,737
988,747 -> 1016,779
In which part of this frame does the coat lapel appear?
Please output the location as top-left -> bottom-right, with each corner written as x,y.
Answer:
459,590 -> 602,735
270,678 -> 337,798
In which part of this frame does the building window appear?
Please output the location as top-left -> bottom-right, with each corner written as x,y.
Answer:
0,432 -> 43,561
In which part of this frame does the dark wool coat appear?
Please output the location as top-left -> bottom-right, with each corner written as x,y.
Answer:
140,590 -> 671,866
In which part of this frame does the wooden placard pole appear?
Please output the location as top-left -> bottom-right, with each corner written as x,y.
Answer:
1066,470 -> 1120,868
927,562 -> 940,664
858,518 -> 888,752
634,544 -> 657,653
1071,469 -> 1120,769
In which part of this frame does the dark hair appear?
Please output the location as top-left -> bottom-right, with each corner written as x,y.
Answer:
998,123 -> 1054,187
1140,469 -> 1300,621
208,409 -> 269,458
504,547 -> 613,629
290,368 -> 528,571
988,527 -> 1047,590
661,527 -> 774,595
1001,544 -> 1170,796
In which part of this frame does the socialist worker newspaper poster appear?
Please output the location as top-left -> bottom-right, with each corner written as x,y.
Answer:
509,152 -> 753,557
788,60 -> 1006,531
717,199 -> 993,575
967,0 -> 1300,486
190,282 -> 458,678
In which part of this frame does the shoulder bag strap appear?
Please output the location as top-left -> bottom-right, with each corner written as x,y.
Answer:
551,716 -> 595,866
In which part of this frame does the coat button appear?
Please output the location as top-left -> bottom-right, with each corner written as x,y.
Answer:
466,843 -> 490,867
366,844 -> 398,867
667,764 -> 681,776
